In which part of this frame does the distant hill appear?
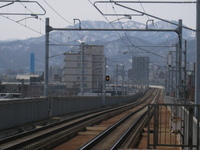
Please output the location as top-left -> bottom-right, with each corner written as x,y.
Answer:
0,20 -> 195,74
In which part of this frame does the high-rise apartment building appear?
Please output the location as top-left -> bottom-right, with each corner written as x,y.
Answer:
63,45 -> 104,94
132,56 -> 149,87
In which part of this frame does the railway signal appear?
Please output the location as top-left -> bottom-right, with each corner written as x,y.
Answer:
106,75 -> 110,81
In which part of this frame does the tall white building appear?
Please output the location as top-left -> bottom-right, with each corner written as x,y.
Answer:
63,45 -> 105,94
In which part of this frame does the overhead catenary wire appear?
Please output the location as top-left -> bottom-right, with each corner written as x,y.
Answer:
0,14 -> 75,47
89,0 -> 165,75
43,0 -> 84,43
137,0 -> 170,46
87,0 -> 159,76
1,0 -> 173,58
111,3 -> 165,58
138,0 -> 175,46
89,0 -> 165,58
43,0 -> 72,25
1,14 -> 43,35
94,0 -> 193,46
0,0 -> 93,60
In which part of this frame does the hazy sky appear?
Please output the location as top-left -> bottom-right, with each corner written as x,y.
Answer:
0,0 -> 196,41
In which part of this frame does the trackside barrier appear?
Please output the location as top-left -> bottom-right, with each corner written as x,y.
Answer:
147,97 -> 200,150
0,93 -> 142,130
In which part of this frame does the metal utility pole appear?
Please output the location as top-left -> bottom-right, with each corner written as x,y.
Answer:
184,40 -> 187,100
171,67 -> 174,96
127,80 -> 129,96
169,68 -> 172,95
176,44 -> 179,99
81,42 -> 85,96
115,64 -> 118,96
102,57 -> 106,106
195,0 -> 200,105
121,65 -> 124,97
21,79 -> 24,98
44,18 -> 181,97
178,19 -> 183,99
44,18 -> 50,97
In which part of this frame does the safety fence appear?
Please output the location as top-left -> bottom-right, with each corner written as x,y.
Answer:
147,97 -> 200,150
0,93 -> 142,130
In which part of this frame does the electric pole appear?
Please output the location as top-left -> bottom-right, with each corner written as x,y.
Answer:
115,64 -> 118,96
81,42 -> 84,96
195,0 -> 200,105
44,18 -> 50,97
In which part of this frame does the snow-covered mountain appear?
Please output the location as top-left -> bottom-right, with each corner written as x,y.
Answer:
0,20 -> 195,73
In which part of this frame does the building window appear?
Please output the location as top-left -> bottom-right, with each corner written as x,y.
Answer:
76,70 -> 81,73
77,63 -> 81,67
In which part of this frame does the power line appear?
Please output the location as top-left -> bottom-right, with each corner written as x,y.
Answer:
43,0 -> 84,41
0,15 -> 75,48
89,0 -> 165,75
0,2 -> 85,51
137,0 -> 170,46
43,0 -> 73,24
138,0 -> 150,20
1,15 -> 44,36
15,1 -> 81,46
109,2 -> 165,58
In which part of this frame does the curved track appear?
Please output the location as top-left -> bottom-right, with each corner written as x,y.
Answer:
54,89 -> 160,150
0,88 -> 159,150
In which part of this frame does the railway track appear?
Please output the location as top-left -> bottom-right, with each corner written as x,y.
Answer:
54,88 -> 160,150
0,88 -> 158,150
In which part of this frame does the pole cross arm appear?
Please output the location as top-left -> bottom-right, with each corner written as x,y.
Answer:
46,25 -> 53,33
50,27 -> 177,33
44,17 -> 182,97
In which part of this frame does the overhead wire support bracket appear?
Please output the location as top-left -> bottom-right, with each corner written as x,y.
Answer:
0,1 -> 14,9
94,1 -> 196,4
50,27 -> 176,33
48,26 -> 177,58
74,18 -> 82,29
93,1 -> 196,32
93,1 -> 143,17
0,1 -> 46,15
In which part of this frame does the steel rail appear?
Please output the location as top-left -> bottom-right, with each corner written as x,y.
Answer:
26,90 -> 154,150
110,109 -> 150,150
0,90 -> 148,144
27,91 -> 154,150
78,105 -> 149,150
78,89 -> 158,150
0,89 -> 154,150
110,90 -> 160,149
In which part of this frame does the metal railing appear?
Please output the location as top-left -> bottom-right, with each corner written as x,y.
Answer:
147,101 -> 200,150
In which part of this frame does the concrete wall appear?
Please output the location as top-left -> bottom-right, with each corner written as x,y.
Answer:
0,98 -> 49,130
0,93 -> 142,130
50,97 -> 102,117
